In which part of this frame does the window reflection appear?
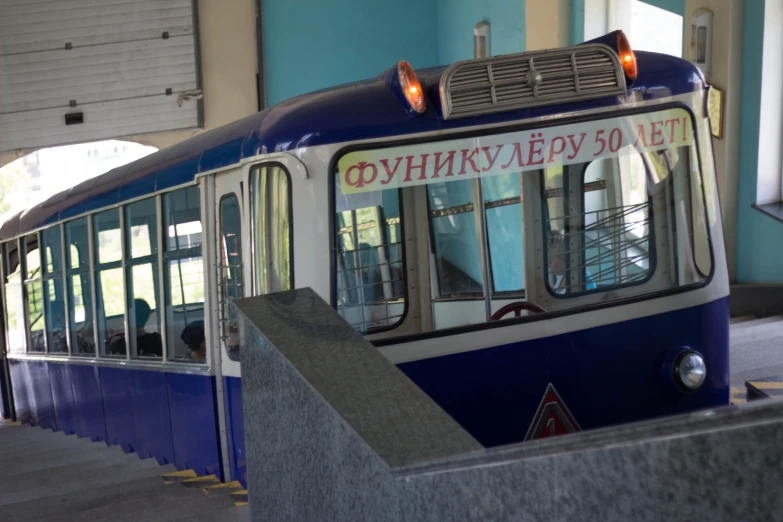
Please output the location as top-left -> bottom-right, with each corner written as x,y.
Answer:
24,234 -> 45,352
94,209 -> 125,356
334,175 -> 404,334
427,180 -> 483,296
220,195 -> 242,361
66,217 -> 95,355
123,198 -> 161,359
163,187 -> 205,363
42,226 -> 67,353
251,165 -> 291,296
3,242 -> 25,354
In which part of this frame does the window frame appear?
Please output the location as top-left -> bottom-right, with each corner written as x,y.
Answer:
22,232 -> 46,353
123,196 -> 164,360
64,215 -> 98,357
329,168 -> 409,336
329,102 -> 715,345
92,208 -> 127,358
541,157 -> 658,299
2,239 -> 26,355
0,182 -> 209,370
161,185 -> 206,364
41,224 -> 69,354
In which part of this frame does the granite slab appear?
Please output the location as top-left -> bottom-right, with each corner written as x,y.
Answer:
234,289 -> 783,522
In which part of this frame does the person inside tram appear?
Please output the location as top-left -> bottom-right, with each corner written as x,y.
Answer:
180,320 -> 206,362
548,231 -> 597,294
108,298 -> 162,357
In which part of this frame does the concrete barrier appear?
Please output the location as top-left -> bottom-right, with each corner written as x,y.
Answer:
234,288 -> 783,522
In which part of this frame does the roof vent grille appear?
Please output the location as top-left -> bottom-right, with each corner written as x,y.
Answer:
440,44 -> 627,120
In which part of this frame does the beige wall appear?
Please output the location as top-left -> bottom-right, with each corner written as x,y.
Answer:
0,0 -> 258,168
682,0 -> 742,281
526,0 -> 570,51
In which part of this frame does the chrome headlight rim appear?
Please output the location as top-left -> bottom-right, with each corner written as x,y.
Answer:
673,350 -> 707,392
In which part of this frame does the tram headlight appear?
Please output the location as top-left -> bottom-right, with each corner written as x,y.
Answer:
674,351 -> 707,391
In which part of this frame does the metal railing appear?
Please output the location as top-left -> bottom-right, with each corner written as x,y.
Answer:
336,242 -> 404,333
547,201 -> 651,293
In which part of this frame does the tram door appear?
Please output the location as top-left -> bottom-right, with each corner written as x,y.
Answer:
210,169 -> 250,483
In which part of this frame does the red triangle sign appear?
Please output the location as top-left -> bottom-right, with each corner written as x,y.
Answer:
524,383 -> 581,441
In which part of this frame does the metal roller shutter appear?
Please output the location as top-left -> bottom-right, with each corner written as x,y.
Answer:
0,0 -> 202,153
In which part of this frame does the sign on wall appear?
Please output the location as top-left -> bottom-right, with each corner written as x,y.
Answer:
0,0 -> 202,153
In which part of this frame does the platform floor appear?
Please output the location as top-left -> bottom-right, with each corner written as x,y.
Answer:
0,421 -> 249,522
730,315 -> 783,390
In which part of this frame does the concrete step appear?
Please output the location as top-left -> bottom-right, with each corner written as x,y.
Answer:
0,434 -> 106,457
0,423 -> 247,520
0,447 -> 149,488
0,429 -> 105,453
0,461 -> 174,507
0,474 -> 209,521
0,438 -> 112,467
168,505 -> 251,522
44,482 -> 237,522
0,443 -> 128,475
730,315 -> 756,325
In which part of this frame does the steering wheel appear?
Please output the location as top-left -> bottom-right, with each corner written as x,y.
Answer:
490,302 -> 547,321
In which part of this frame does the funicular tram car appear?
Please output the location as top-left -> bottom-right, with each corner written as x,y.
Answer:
0,31 -> 729,486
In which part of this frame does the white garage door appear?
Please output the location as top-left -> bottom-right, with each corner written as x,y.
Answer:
0,0 -> 202,153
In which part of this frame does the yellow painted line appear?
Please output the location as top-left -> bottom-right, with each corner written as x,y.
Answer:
162,469 -> 197,479
230,489 -> 249,498
748,382 -> 783,390
181,475 -> 220,484
204,480 -> 242,490
731,398 -> 747,405
730,386 -> 745,394
0,420 -> 21,426
234,501 -> 249,508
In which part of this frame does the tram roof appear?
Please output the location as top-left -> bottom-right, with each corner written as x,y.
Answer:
1,49 -> 703,242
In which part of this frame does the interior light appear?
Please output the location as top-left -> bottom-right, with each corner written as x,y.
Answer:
398,61 -> 426,114
616,30 -> 638,81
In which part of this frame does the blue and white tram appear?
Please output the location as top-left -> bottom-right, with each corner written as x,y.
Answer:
0,31 -> 729,486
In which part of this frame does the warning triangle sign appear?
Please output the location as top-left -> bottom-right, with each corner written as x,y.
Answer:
524,383 -> 581,441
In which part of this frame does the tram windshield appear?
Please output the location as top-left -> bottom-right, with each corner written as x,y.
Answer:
334,106 -> 713,334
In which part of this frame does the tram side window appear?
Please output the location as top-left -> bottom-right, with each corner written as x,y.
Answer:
250,165 -> 291,296
65,217 -> 96,355
3,241 -> 26,354
94,209 -> 125,357
163,187 -> 205,363
219,194 -> 242,362
42,226 -> 67,353
334,175 -> 405,334
23,234 -> 45,352
124,198 -> 162,359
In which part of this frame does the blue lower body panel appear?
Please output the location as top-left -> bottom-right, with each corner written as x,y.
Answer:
398,297 -> 730,447
9,360 -> 221,477
168,373 -> 222,477
225,376 -> 246,487
10,359 -> 56,430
